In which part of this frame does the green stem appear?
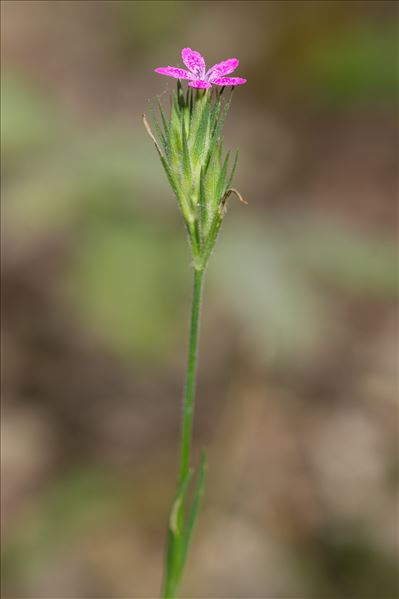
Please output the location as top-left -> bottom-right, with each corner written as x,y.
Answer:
179,267 -> 204,483
162,266 -> 205,599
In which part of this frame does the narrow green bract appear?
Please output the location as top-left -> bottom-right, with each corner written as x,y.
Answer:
145,82 -> 241,272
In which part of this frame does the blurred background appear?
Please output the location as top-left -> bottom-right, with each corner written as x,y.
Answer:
1,1 -> 398,598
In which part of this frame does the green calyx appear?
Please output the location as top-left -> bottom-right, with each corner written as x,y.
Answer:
144,81 -> 243,271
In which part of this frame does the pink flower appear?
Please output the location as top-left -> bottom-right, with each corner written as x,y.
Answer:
155,48 -> 247,89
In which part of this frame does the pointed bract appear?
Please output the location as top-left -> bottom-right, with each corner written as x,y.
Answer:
145,79 -> 246,268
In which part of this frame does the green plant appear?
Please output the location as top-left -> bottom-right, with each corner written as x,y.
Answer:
144,48 -> 247,598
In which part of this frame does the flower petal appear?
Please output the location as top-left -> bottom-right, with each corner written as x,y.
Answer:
188,79 -> 212,89
211,76 -> 247,86
182,48 -> 206,77
207,58 -> 239,81
154,67 -> 195,80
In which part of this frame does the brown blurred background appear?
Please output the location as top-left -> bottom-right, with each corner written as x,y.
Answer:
1,1 -> 398,598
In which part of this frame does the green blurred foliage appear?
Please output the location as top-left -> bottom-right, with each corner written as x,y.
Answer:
1,75 -> 60,170
215,221 -> 325,363
214,218 -> 397,364
68,221 -> 187,362
2,467 -> 120,586
108,0 -> 189,59
303,24 -> 398,105
288,220 -> 398,296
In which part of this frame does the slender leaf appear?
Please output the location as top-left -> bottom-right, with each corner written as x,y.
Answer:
192,99 -> 210,162
181,117 -> 191,181
198,166 -> 207,240
159,155 -> 182,204
216,150 -> 230,202
179,451 -> 208,578
149,102 -> 168,155
204,95 -> 232,172
224,150 -> 239,196
157,97 -> 170,139
201,210 -> 223,268
163,469 -> 193,597
169,94 -> 183,159
177,79 -> 185,110
204,141 -> 220,215
209,94 -> 222,136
